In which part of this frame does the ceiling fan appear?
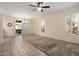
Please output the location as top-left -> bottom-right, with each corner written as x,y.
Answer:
29,2 -> 50,12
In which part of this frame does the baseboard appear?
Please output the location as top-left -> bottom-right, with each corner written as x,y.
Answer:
34,34 -> 79,45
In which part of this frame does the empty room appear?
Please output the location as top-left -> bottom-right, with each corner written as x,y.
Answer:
0,2 -> 79,56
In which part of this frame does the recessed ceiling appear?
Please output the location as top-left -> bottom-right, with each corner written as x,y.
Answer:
0,2 -> 79,19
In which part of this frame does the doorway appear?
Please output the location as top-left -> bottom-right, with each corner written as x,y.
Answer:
15,20 -> 22,36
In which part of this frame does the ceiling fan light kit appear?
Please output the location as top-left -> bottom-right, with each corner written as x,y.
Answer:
37,7 -> 42,11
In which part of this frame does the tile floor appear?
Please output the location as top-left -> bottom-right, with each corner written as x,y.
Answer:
0,36 -> 46,56
0,34 -> 79,56
25,34 -> 79,56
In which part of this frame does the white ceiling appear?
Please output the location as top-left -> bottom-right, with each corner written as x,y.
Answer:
0,2 -> 79,19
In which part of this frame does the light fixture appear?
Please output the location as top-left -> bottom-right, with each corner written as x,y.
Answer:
37,7 -> 42,11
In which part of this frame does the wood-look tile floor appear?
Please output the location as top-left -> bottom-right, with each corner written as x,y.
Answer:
0,36 -> 46,56
1,34 -> 79,56
24,35 -> 79,56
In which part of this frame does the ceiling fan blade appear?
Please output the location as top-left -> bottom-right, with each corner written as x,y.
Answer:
29,4 -> 37,7
42,6 -> 50,8
37,3 -> 40,7
40,2 -> 43,4
36,2 -> 43,4
32,9 -> 37,11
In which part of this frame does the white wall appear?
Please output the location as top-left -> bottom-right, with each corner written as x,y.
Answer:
3,16 -> 15,37
32,5 -> 79,44
22,19 -> 32,35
